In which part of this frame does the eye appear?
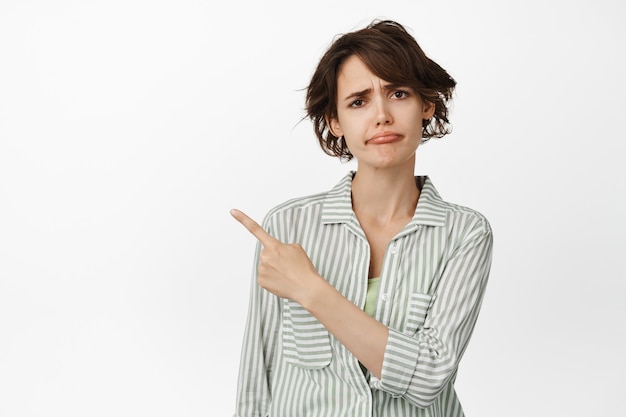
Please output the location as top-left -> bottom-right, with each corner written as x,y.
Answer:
392,90 -> 409,99
350,99 -> 365,108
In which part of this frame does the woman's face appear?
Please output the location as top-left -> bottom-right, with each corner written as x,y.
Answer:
329,55 -> 434,171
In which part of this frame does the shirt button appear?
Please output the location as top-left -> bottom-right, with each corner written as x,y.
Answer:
381,293 -> 388,301
390,245 -> 398,254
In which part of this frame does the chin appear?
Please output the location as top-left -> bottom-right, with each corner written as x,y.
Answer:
357,152 -> 416,170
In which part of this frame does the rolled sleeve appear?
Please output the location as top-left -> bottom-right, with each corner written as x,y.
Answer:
377,329 -> 421,396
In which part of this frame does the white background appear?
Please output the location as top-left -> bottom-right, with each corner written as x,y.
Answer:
1,0 -> 625,416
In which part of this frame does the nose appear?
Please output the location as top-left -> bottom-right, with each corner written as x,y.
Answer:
375,98 -> 392,126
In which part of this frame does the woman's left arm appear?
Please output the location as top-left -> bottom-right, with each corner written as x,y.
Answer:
375,221 -> 493,407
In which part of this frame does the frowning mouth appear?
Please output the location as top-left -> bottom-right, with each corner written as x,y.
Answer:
366,131 -> 403,144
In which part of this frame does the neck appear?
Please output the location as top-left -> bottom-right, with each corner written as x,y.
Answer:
351,161 -> 419,225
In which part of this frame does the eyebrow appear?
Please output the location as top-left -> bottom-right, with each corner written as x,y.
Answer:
342,88 -> 371,103
342,84 -> 405,102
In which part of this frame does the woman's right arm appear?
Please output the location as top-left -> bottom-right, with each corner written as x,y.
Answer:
234,240 -> 281,417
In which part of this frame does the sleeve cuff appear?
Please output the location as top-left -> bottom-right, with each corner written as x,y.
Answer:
375,328 -> 420,396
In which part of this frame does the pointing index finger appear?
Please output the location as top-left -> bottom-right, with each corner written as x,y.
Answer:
230,209 -> 279,248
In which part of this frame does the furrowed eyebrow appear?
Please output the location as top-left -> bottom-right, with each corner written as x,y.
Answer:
343,88 -> 371,102
342,84 -> 409,102
382,83 -> 407,92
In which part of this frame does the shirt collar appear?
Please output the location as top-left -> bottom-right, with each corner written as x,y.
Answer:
321,171 -> 447,228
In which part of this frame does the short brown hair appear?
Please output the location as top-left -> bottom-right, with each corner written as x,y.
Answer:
305,20 -> 457,161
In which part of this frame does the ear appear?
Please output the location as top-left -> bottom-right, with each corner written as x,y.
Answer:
326,116 -> 343,138
422,100 -> 436,120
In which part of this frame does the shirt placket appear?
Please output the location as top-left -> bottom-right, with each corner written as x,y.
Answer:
376,237 -> 403,326
342,220 -> 375,414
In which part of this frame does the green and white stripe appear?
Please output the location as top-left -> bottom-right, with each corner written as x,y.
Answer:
234,172 -> 493,417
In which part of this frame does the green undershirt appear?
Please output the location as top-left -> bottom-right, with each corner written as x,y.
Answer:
364,277 -> 381,317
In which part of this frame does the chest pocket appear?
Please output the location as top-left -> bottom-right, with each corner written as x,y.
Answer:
282,300 -> 332,369
404,292 -> 435,335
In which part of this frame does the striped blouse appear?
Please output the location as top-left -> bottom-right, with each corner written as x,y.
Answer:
234,172 -> 493,417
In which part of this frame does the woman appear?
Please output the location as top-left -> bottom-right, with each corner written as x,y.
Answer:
231,19 -> 493,417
